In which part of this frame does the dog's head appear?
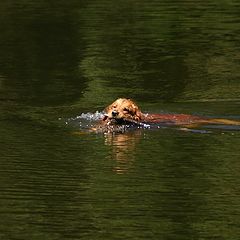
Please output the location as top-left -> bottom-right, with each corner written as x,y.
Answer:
103,98 -> 142,124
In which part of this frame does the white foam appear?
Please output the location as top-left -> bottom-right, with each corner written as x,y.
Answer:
72,111 -> 105,121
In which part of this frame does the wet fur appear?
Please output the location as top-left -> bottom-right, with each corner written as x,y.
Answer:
103,98 -> 240,127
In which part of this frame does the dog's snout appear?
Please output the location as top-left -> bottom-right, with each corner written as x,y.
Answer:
112,110 -> 118,117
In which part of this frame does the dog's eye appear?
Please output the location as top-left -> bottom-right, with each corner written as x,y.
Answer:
123,108 -> 129,112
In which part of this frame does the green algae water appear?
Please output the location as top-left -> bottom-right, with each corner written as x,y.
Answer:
0,1 -> 240,239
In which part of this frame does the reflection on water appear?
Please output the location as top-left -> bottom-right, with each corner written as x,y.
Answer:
104,130 -> 142,174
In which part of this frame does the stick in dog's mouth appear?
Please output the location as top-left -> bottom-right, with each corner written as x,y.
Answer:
103,114 -> 141,126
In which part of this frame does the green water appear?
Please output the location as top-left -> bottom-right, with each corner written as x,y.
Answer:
0,1 -> 240,239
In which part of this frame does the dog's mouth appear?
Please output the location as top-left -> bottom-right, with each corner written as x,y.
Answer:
103,116 -> 127,124
103,114 -> 139,125
102,115 -> 109,121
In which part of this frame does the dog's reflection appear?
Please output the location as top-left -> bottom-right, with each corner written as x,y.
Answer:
104,130 -> 142,174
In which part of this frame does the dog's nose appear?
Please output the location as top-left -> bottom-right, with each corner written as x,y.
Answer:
112,110 -> 118,117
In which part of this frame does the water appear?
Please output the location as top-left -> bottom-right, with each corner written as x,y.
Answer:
0,1 -> 240,239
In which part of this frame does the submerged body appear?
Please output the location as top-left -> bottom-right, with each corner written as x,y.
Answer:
141,113 -> 240,126
101,98 -> 240,131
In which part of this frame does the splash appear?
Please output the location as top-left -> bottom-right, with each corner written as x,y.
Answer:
73,111 -> 105,121
64,111 -> 104,130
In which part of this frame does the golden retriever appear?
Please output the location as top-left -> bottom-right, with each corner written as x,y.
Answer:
103,98 -> 143,124
103,98 -> 240,127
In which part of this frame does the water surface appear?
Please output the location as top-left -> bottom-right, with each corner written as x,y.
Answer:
0,0 -> 240,239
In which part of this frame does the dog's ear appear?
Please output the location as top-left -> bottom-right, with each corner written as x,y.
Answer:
133,109 -> 142,121
130,104 -> 142,121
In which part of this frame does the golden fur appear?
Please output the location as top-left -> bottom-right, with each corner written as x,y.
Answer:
103,98 -> 240,127
103,98 -> 143,123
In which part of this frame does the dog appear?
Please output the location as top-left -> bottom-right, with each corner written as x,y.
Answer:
102,98 -> 240,127
103,98 -> 143,124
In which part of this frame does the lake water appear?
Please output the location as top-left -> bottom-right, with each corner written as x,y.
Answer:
0,1 -> 240,239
